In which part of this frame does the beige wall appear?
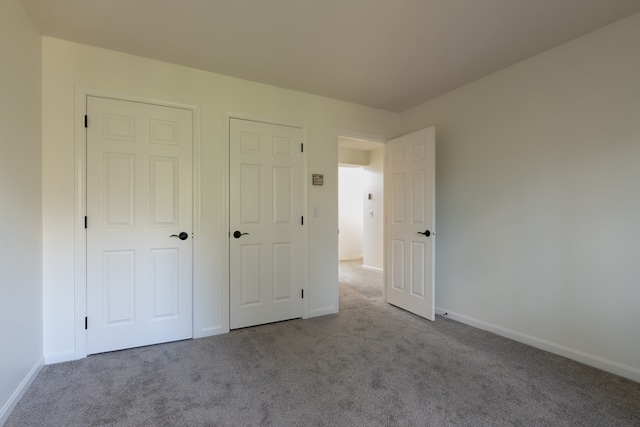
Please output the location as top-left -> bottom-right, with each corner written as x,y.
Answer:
363,147 -> 384,270
338,166 -> 364,260
41,37 -> 400,361
400,14 -> 640,380
338,147 -> 369,165
0,0 -> 43,422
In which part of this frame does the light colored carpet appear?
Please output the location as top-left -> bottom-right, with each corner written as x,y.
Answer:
6,260 -> 639,426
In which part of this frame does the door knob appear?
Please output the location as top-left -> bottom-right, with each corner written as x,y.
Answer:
416,230 -> 431,237
233,230 -> 249,239
170,232 -> 189,240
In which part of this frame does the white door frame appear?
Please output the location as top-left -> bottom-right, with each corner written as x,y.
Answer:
334,129 -> 388,312
74,86 -> 201,359
222,112 -> 309,331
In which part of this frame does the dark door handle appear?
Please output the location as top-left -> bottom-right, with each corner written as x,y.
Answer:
170,232 -> 189,240
416,230 -> 431,237
233,230 -> 249,239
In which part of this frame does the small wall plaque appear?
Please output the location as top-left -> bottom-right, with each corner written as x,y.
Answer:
312,174 -> 324,186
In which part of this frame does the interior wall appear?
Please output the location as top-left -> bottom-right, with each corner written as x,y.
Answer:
338,166 -> 364,260
399,13 -> 640,380
362,147 -> 384,270
0,0 -> 43,422
41,37 -> 400,362
338,147 -> 368,166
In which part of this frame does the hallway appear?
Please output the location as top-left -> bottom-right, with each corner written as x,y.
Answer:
338,259 -> 383,310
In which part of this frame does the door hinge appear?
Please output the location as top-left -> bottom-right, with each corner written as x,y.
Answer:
84,115 -> 88,128
301,289 -> 304,299
301,216 -> 304,225
84,216 -> 87,229
85,317 -> 88,330
301,143 -> 303,153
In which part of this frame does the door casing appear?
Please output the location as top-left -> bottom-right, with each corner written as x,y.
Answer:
334,128 -> 436,317
334,130 -> 388,312
74,86 -> 201,360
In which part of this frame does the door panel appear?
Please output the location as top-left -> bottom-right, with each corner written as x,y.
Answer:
150,248 -> 179,318
104,153 -> 135,226
385,127 -> 435,320
150,157 -> 179,226
103,250 -> 135,324
411,241 -> 426,297
272,243 -> 293,301
230,118 -> 303,329
389,239 -> 402,291
86,96 -> 193,354
240,244 -> 262,306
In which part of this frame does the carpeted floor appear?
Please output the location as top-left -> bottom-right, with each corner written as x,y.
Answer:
6,260 -> 640,426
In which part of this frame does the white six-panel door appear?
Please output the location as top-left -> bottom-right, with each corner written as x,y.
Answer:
385,127 -> 436,320
86,96 -> 193,354
229,118 -> 304,329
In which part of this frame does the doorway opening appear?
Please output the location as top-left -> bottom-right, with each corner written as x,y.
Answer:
337,135 -> 384,309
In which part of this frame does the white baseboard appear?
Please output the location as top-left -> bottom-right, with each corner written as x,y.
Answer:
194,325 -> 229,338
0,356 -> 43,426
435,307 -> 640,383
306,305 -> 338,318
362,265 -> 383,273
44,350 -> 76,365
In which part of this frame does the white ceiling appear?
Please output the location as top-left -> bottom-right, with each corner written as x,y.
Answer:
21,0 -> 640,112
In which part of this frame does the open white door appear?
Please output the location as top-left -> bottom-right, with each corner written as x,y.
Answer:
229,118 -> 304,329
385,127 -> 435,320
86,96 -> 193,354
